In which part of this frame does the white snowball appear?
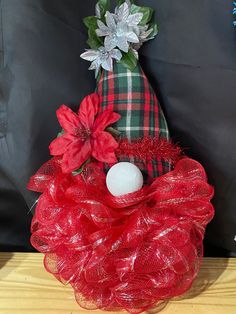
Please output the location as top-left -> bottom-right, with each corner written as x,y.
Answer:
106,162 -> 143,197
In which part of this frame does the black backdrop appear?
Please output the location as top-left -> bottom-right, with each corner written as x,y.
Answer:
0,0 -> 235,254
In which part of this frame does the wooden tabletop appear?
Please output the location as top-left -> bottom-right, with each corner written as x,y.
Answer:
0,253 -> 235,314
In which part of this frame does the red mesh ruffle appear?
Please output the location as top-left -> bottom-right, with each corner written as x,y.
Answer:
28,157 -> 214,314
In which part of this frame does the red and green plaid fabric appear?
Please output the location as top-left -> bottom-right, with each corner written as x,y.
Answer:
96,62 -> 171,180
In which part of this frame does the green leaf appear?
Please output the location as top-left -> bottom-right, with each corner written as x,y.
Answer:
72,158 -> 91,176
83,16 -> 98,29
83,14 -> 103,49
72,168 -> 84,176
87,33 -> 103,49
118,49 -> 137,71
130,4 -> 154,26
148,22 -> 158,39
106,127 -> 121,138
97,0 -> 110,17
117,0 -> 135,6
57,129 -> 65,137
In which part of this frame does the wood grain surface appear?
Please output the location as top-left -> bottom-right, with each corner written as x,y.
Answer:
0,253 -> 235,314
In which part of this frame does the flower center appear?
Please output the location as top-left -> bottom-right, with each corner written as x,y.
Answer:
116,22 -> 129,37
99,47 -> 109,60
75,127 -> 91,140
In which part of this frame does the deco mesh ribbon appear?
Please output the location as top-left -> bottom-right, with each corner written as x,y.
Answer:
28,157 -> 214,314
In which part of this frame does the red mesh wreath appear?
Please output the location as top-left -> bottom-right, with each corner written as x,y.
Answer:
28,157 -> 214,314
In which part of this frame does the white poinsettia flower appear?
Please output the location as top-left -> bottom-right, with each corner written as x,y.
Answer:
131,47 -> 139,60
95,2 -> 101,18
132,25 -> 155,50
115,2 -> 135,23
96,2 -> 143,53
80,47 -> 122,77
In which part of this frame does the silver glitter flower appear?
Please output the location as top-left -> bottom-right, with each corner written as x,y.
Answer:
95,3 -> 101,18
132,25 -> 155,51
96,2 -> 143,53
80,46 -> 122,77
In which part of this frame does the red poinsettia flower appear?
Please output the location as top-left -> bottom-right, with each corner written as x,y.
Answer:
49,93 -> 121,173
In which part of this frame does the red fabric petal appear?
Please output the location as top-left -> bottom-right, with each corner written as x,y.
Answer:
93,110 -> 121,134
61,140 -> 91,173
78,93 -> 100,129
92,131 -> 118,163
56,105 -> 81,134
49,133 -> 76,156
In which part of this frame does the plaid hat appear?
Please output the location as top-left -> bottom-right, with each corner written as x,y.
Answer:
80,0 -> 177,181
96,62 -> 172,180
